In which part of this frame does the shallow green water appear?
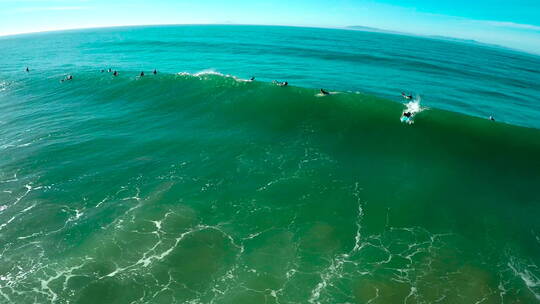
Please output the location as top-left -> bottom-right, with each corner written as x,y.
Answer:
0,26 -> 539,303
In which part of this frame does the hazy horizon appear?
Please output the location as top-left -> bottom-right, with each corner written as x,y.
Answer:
1,23 -> 539,58
0,0 -> 539,54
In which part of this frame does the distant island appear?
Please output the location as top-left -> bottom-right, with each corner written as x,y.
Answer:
346,25 -> 405,35
346,25 -> 514,52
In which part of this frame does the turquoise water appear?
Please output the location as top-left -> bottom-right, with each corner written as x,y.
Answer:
0,25 -> 539,303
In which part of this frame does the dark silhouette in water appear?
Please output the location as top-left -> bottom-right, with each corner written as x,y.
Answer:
101,69 -> 105,73
113,71 -> 118,76
108,68 -> 112,73
403,112 -> 412,118
153,69 -> 157,75
276,81 -> 288,87
489,116 -> 495,121
140,71 -> 145,77
249,76 -> 255,81
401,92 -> 413,100
61,75 -> 73,82
320,89 -> 330,95
25,67 -> 29,72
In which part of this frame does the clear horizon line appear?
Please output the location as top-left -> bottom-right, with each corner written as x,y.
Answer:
0,22 -> 538,57
0,23 -> 340,37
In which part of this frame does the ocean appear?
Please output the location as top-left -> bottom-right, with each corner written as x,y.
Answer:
0,25 -> 539,303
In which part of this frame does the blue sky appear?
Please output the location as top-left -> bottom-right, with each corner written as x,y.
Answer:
0,0 -> 539,54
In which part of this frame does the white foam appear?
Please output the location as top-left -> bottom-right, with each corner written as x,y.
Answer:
400,97 -> 425,124
507,257 -> 540,300
177,69 -> 225,77
69,209 -> 83,222
152,220 -> 162,230
11,184 -> 34,206
366,287 -> 380,304
39,263 -> 86,303
95,196 -> 109,208
316,91 -> 340,97
308,253 -> 351,304
0,173 -> 18,184
21,203 -> 36,213
404,96 -> 424,115
17,232 -> 42,240
351,182 -> 365,253
178,70 -> 254,83
0,81 -> 9,92
193,69 -> 224,77
0,216 -> 16,231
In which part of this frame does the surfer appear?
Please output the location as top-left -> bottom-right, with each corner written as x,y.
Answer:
113,71 -> 118,76
249,76 -> 255,81
320,89 -> 330,95
101,69 -> 105,73
108,68 -> 112,73
25,67 -> 29,72
153,69 -> 157,75
489,116 -> 495,121
140,71 -> 145,77
401,92 -> 413,100
400,111 -> 414,124
278,81 -> 288,87
61,75 -> 73,82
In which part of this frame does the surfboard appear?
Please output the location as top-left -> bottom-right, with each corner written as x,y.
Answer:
400,115 -> 414,124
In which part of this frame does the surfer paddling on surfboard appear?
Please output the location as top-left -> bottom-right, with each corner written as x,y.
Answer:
401,92 -> 413,100
61,75 -> 73,82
